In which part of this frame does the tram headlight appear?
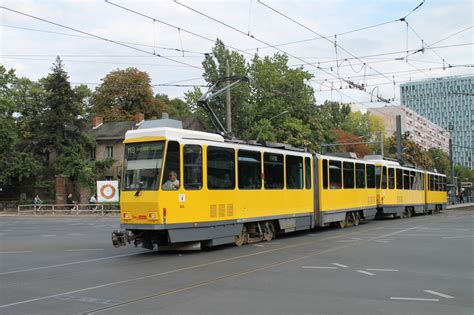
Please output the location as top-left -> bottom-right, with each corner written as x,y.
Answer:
149,212 -> 157,219
123,212 -> 130,219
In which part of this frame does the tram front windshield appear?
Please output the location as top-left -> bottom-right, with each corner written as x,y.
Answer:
123,141 -> 164,191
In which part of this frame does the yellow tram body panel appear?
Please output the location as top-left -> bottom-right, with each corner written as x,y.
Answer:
317,157 -> 377,213
120,130 -> 313,227
426,172 -> 448,205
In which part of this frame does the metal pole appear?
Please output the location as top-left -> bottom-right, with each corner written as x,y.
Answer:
396,115 -> 402,162
380,133 -> 384,157
225,60 -> 232,133
449,138 -> 454,186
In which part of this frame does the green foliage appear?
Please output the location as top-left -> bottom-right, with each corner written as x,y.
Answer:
155,93 -> 191,118
92,67 -> 163,121
453,165 -> 474,187
385,134 -> 434,169
428,148 -> 450,175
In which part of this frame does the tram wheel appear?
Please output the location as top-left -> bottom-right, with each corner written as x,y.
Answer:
336,220 -> 346,229
353,213 -> 360,226
262,222 -> 275,242
234,226 -> 248,247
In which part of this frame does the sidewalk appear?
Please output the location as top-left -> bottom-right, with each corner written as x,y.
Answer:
447,202 -> 474,210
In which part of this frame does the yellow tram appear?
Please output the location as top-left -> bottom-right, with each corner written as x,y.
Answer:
112,127 -> 447,250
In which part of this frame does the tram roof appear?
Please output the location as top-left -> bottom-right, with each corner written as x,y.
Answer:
125,127 -> 225,143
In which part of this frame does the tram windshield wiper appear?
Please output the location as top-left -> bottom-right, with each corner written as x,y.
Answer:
134,181 -> 144,196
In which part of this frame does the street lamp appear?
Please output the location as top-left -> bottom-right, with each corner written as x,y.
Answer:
256,110 -> 289,142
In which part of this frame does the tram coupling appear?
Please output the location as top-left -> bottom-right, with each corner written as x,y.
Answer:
111,230 -> 134,248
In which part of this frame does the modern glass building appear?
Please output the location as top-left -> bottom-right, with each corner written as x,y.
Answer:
400,75 -> 473,170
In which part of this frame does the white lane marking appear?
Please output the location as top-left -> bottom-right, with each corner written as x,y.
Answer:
366,268 -> 398,272
390,297 -> 439,302
41,234 -> 56,237
0,225 -> 436,309
66,249 -> 104,252
0,252 -> 143,276
375,240 -> 389,243
442,235 -> 474,239
424,290 -> 454,299
378,238 -> 395,241
338,239 -> 359,242
357,270 -> 375,276
252,244 -> 265,248
302,266 -> 338,269
68,233 -> 84,236
0,251 -> 33,254
333,263 -> 348,268
371,227 -> 418,240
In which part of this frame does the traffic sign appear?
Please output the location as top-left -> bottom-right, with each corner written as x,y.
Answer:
97,180 -> 119,202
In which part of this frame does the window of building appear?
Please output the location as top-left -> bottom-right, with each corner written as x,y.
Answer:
305,157 -> 312,189
286,155 -> 304,189
106,146 -> 113,158
396,168 -> 403,189
403,170 -> 410,190
322,159 -> 328,189
162,141 -> 181,191
343,162 -> 355,189
355,163 -> 366,188
381,166 -> 388,189
264,153 -> 283,189
90,147 -> 96,161
238,150 -> 262,190
183,145 -> 202,190
388,168 -> 395,189
329,160 -> 342,189
367,164 -> 376,189
207,146 -> 235,190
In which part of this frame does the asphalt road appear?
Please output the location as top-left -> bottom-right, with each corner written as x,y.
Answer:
0,209 -> 473,315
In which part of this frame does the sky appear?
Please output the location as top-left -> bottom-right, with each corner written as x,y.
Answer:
1,0 -> 473,110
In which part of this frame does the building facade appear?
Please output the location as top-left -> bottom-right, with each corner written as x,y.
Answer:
368,105 -> 449,153
400,76 -> 473,169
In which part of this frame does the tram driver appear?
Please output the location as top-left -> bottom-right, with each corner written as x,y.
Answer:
162,170 -> 180,190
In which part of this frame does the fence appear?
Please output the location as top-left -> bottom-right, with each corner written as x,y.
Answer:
17,203 -> 120,216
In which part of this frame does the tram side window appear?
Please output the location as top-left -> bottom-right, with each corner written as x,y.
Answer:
421,173 -> 425,190
343,162 -> 355,189
238,150 -> 262,190
329,160 -> 342,189
305,157 -> 312,189
443,177 -> 446,191
183,145 -> 202,190
264,153 -> 284,189
396,168 -> 403,189
322,159 -> 328,189
367,164 -> 376,189
429,174 -> 434,191
410,171 -> 416,190
388,168 -> 395,189
381,166 -> 387,189
286,155 -> 304,189
435,176 -> 440,191
403,170 -> 410,190
355,163 -> 366,188
207,146 -> 235,190
162,141 -> 181,190
375,166 -> 382,189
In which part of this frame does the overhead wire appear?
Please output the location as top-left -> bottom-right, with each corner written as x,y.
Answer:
0,6 -> 203,70
104,0 -> 254,57
0,24 -> 208,55
173,0 -> 394,103
256,0 -> 395,84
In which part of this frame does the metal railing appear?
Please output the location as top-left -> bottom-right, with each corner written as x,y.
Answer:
17,203 -> 120,216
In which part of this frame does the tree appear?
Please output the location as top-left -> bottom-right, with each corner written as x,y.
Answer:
155,93 -> 191,118
92,67 -> 163,121
332,129 -> 373,157
0,66 -> 44,187
385,134 -> 434,169
428,148 -> 450,175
